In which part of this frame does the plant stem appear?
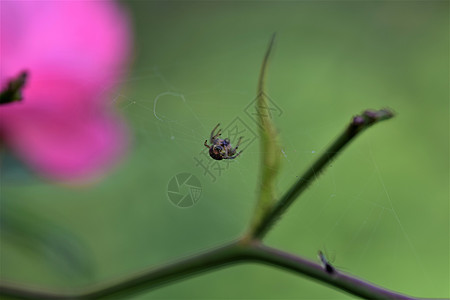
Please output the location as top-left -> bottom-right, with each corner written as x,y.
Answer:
0,110 -> 399,300
0,240 -> 246,299
246,242 -> 415,300
251,109 -> 394,238
0,238 -> 417,300
251,33 -> 283,231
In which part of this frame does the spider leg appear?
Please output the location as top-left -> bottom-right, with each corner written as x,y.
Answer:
210,123 -> 222,143
225,150 -> 243,159
229,136 -> 244,155
234,136 -> 244,149
204,140 -> 210,149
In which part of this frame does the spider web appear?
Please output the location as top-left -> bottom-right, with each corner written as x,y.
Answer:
109,53 -> 436,294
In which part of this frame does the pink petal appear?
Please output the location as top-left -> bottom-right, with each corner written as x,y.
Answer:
3,108 -> 127,181
1,0 -> 132,107
0,0 -> 133,181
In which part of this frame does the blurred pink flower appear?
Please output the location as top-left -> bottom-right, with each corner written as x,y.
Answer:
0,1 -> 132,181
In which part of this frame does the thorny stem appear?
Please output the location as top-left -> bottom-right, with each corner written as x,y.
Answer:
251,108 -> 394,239
0,238 -> 416,300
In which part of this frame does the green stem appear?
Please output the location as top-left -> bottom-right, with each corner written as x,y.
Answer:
247,242 -> 415,300
0,237 -> 418,300
251,109 -> 394,238
0,240 -> 246,299
0,110 -> 399,300
251,33 -> 283,231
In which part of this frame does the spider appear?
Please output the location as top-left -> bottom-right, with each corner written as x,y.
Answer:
204,123 -> 243,160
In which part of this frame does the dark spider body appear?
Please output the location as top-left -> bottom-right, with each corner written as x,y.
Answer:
209,145 -> 224,160
204,123 -> 243,160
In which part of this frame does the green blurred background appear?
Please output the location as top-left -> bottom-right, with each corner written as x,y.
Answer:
1,1 -> 448,299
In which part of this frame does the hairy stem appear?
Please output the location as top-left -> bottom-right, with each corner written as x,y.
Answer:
251,109 -> 394,238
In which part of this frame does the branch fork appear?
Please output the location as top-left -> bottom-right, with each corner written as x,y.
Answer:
1,36 -> 417,300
